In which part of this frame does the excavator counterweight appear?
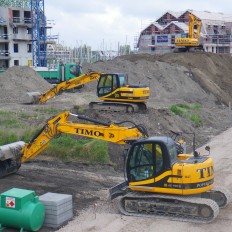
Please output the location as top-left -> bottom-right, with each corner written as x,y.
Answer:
0,141 -> 25,178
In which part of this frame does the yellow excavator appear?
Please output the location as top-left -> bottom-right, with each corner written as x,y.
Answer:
23,72 -> 150,113
0,111 -> 230,223
174,13 -> 204,52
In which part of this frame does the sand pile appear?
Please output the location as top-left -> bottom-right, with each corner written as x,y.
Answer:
0,66 -> 52,103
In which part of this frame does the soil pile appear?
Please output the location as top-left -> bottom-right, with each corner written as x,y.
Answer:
158,52 -> 232,105
0,66 -> 52,103
82,52 -> 232,107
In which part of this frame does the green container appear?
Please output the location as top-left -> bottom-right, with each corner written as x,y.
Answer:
0,188 -> 45,231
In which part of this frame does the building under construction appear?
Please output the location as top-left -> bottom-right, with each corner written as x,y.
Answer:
0,0 -> 63,69
0,1 -> 32,69
136,10 -> 232,54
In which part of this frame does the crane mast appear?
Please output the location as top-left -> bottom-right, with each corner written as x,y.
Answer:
31,0 -> 47,67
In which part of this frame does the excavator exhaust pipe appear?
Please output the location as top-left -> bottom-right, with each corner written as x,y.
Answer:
20,92 -> 41,104
0,141 -> 25,177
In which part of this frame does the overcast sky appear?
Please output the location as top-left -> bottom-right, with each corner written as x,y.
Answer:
45,0 -> 232,50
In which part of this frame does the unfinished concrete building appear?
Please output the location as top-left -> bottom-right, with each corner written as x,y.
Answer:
136,10 -> 232,54
0,3 -> 32,69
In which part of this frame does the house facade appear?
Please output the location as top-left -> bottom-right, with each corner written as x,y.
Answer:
136,10 -> 232,55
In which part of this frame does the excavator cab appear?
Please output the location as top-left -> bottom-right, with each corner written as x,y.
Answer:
93,73 -> 150,112
97,73 -> 128,97
125,136 -> 214,195
126,137 -> 176,183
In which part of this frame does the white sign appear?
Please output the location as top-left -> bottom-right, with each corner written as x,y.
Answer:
5,197 -> 15,208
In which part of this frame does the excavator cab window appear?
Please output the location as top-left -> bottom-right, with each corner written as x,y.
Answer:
127,142 -> 165,182
97,74 -> 120,97
168,142 -> 178,165
118,74 -> 127,87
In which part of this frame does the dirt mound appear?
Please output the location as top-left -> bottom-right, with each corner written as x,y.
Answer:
82,52 -> 232,107
0,66 -> 52,103
158,52 -> 232,105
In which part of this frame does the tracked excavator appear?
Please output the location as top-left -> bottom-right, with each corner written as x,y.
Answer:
23,72 -> 150,113
174,13 -> 204,52
0,112 -> 230,223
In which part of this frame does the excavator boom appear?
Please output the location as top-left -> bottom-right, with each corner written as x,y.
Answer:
0,111 -> 147,177
23,72 -> 103,104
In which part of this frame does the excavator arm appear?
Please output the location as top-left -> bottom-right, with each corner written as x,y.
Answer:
174,13 -> 202,50
188,13 -> 201,40
24,72 -> 104,104
0,111 -> 147,177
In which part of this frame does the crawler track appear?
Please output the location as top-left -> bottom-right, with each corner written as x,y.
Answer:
200,186 -> 231,208
119,192 -> 219,223
89,102 -> 147,113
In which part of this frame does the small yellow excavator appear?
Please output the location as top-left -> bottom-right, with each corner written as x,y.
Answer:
174,13 -> 204,52
22,72 -> 150,113
0,111 -> 230,223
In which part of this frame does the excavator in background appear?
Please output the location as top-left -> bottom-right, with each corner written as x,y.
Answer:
22,72 -> 150,113
0,111 -> 230,223
174,13 -> 204,52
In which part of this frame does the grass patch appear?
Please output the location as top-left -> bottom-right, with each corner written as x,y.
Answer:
0,112 -> 110,164
0,129 -> 110,164
20,128 -> 41,142
0,118 -> 22,128
0,127 -> 41,145
18,112 -> 37,119
0,130 -> 18,145
44,134 -> 110,164
0,111 -> 12,116
35,108 -> 62,114
170,103 -> 203,126
73,105 -> 85,114
190,114 -> 203,126
170,105 -> 184,117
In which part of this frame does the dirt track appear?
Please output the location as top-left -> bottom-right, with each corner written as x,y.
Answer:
0,52 -> 232,231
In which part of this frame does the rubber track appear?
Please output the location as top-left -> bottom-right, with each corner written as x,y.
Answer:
118,192 -> 219,223
210,186 -> 232,208
89,102 -> 142,113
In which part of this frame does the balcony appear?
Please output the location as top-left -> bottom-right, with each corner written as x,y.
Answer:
0,34 -> 9,43
0,17 -> 7,25
10,17 -> 32,27
0,50 -> 10,60
12,33 -> 32,42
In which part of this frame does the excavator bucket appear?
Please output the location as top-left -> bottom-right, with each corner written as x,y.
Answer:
0,141 -> 25,178
20,92 -> 41,104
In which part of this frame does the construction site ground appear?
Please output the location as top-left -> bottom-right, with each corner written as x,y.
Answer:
0,52 -> 232,231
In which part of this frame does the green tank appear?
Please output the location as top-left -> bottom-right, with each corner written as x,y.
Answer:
0,188 -> 45,231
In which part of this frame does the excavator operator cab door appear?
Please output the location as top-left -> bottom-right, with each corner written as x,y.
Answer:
97,73 -> 127,97
126,139 -> 173,184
